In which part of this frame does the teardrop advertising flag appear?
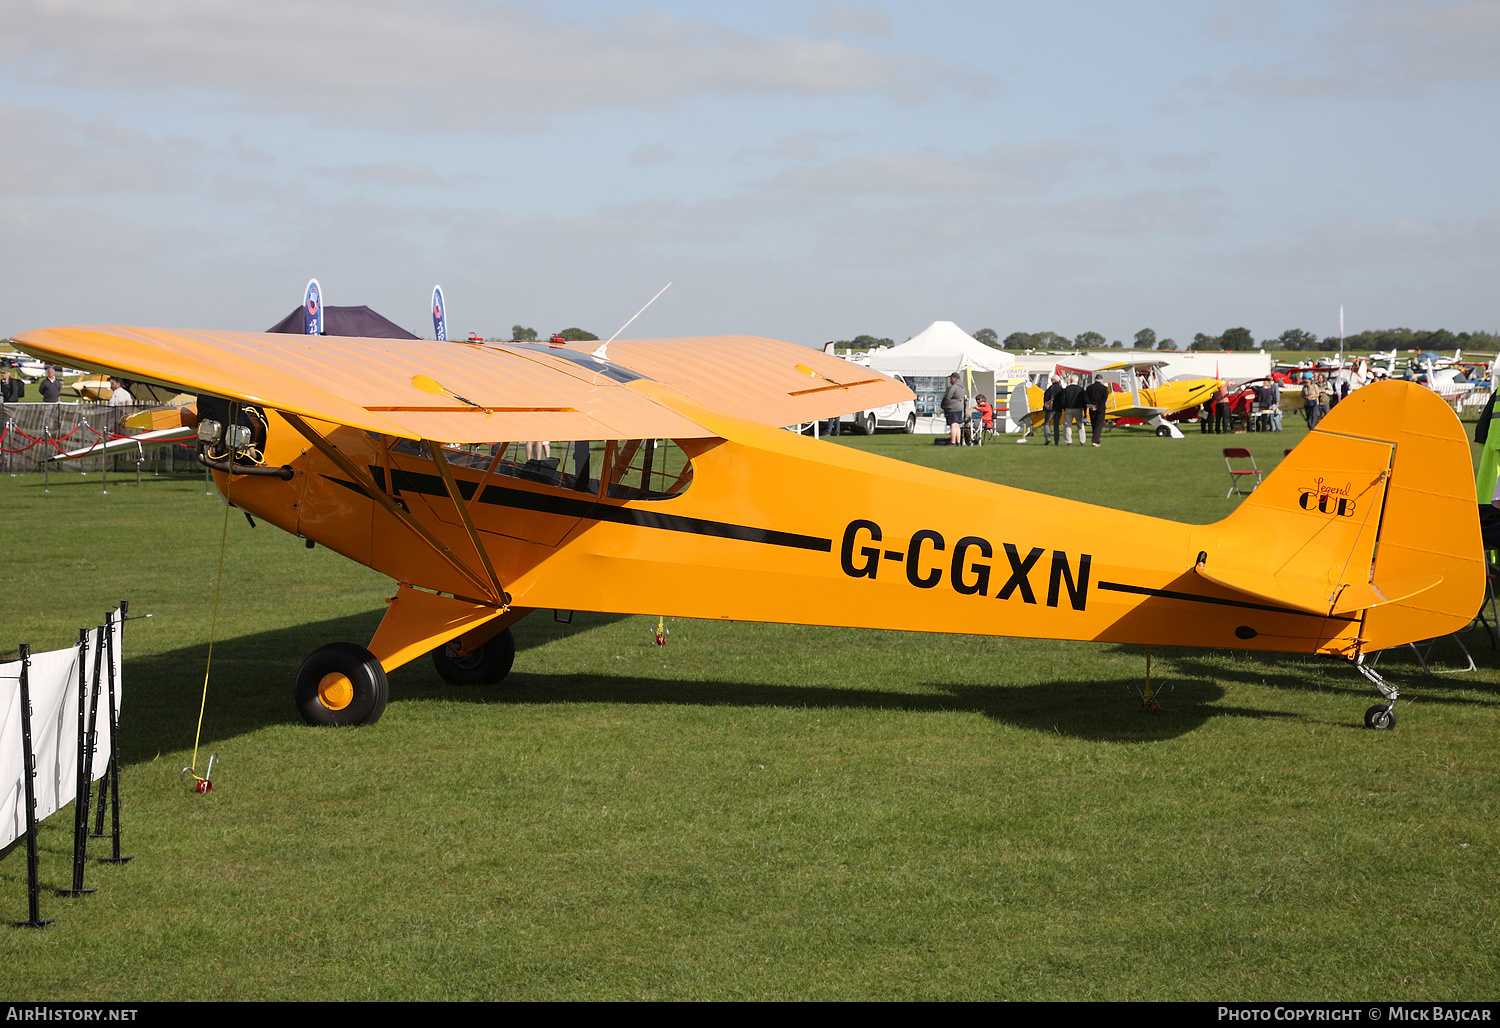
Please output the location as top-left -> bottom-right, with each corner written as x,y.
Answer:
304,279 -> 323,336
432,285 -> 447,342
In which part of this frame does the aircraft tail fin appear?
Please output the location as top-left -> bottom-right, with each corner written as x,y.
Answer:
1199,381 -> 1483,653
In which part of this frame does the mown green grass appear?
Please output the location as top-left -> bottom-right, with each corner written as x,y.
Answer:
0,420 -> 1495,1000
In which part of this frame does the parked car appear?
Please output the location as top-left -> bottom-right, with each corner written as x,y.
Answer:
840,375 -> 917,434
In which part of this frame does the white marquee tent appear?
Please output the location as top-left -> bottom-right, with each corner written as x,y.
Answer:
868,321 -> 1019,377
868,321 -> 1025,432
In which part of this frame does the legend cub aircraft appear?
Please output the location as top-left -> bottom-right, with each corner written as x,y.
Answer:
13,325 -> 1484,731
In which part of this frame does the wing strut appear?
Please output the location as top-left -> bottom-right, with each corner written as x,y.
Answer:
424,440 -> 509,605
280,413 -> 503,605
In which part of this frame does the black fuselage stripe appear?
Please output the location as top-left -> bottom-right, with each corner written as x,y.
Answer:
1097,580 -> 1358,622
327,468 -> 833,552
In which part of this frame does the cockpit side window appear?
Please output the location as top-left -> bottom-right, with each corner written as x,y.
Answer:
391,437 -> 694,501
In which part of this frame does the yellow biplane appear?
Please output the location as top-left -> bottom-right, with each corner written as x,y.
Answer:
12,325 -> 1484,731
1014,357 -> 1221,437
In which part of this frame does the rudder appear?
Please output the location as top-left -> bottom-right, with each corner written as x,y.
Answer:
1202,381 -> 1482,654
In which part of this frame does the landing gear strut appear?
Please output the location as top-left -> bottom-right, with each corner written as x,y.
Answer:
430,628 -> 516,685
1355,655 -> 1398,731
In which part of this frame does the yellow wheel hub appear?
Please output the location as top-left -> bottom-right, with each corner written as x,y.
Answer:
318,672 -> 355,710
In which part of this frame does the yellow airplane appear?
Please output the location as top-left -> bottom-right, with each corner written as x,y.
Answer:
1014,357 -> 1221,437
13,325 -> 1484,731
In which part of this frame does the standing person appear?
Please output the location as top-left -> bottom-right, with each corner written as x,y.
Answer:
1316,374 -> 1332,424
1062,374 -> 1086,446
107,376 -> 132,435
825,412 -> 841,437
1260,378 -> 1284,432
39,365 -> 62,404
1085,374 -> 1110,447
1,367 -> 23,404
1257,378 -> 1280,432
0,367 -> 21,439
1301,375 -> 1319,429
1042,376 -> 1065,446
1200,382 -> 1224,435
942,373 -> 967,446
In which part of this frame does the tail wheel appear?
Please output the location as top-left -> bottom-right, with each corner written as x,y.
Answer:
295,642 -> 389,726
431,628 -> 516,685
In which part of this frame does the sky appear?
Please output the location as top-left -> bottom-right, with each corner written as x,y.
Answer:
2,0 -> 1497,347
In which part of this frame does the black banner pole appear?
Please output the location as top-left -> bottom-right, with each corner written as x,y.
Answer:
91,609 -> 112,839
11,644 -> 51,928
57,627 -> 99,898
97,609 -> 130,865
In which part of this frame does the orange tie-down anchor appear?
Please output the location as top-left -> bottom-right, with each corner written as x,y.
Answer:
181,752 -> 218,794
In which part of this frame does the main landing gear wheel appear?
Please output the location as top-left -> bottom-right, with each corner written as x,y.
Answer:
430,628 -> 516,685
295,642 -> 389,726
1365,704 -> 1396,730
1155,424 -> 1172,437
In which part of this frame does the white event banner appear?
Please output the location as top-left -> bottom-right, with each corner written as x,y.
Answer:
0,613 -> 123,849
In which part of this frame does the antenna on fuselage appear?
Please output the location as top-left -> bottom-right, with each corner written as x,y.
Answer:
591,281 -> 672,363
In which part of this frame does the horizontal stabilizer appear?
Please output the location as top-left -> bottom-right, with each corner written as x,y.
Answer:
1193,564 -> 1334,615
1193,564 -> 1443,617
1330,573 -> 1443,615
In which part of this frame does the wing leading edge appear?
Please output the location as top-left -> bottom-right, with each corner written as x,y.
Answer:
14,326 -> 910,443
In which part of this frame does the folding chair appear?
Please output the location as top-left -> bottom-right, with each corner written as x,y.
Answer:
1472,554 -> 1500,649
1223,447 -> 1262,497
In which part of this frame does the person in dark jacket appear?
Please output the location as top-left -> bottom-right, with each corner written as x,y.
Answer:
941,373 -> 968,446
1042,377 -> 1065,445
1085,374 -> 1111,446
38,366 -> 63,403
1061,375 -> 1086,445
0,367 -> 23,404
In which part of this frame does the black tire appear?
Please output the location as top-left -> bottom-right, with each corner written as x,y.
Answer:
1364,704 -> 1396,730
1156,424 -> 1172,437
904,414 -> 916,434
863,413 -> 877,436
430,628 -> 516,685
295,642 -> 389,726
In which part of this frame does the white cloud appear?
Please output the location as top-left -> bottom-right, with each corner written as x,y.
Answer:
2,0 -> 983,133
1147,150 -> 1217,175
0,100 -> 201,195
754,142 -> 1091,198
629,143 -> 673,166
1186,0 -> 1500,102
1221,209 -> 1500,280
811,3 -> 893,39
731,129 -> 858,164
310,162 -> 469,187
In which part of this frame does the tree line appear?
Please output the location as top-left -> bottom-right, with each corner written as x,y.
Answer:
835,326 -> 1500,353
506,326 -> 598,342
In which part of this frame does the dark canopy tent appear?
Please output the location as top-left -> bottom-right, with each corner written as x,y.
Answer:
267,305 -> 418,339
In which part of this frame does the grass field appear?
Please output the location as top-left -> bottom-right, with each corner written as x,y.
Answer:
0,418 -> 1496,1001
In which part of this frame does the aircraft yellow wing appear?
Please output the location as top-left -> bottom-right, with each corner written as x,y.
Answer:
13,327 -> 909,443
565,335 -> 912,428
